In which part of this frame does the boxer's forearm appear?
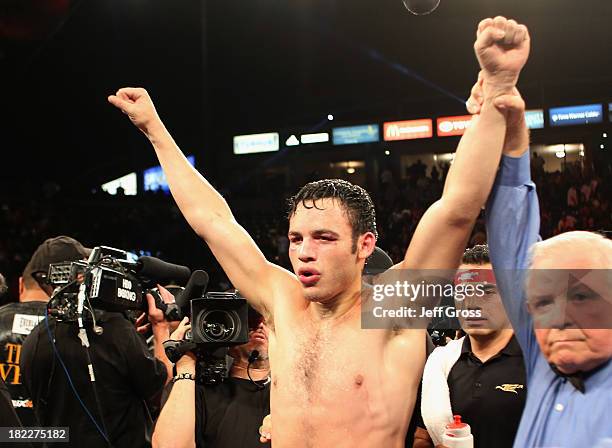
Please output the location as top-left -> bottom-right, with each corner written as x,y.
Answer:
440,93 -> 507,222
146,121 -> 235,239
144,121 -> 281,318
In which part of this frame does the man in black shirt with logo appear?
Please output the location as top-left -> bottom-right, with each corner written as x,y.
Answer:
420,245 -> 526,448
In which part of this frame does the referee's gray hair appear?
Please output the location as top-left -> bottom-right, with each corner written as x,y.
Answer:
525,231 -> 612,304
529,231 -> 612,268
525,230 -> 612,301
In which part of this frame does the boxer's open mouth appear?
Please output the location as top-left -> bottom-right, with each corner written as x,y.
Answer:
298,268 -> 321,286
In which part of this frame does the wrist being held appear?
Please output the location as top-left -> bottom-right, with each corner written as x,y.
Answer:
152,318 -> 171,329
482,79 -> 518,102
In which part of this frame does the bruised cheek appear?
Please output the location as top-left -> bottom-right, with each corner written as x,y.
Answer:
288,253 -> 297,270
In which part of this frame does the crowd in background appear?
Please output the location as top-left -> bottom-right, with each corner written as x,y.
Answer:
377,155 -> 611,264
1,154 -> 610,303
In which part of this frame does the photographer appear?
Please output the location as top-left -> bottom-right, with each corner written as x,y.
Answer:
419,245 -> 526,448
20,283 -> 174,447
152,309 -> 270,448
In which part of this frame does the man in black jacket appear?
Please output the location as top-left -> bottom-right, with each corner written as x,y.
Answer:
22,306 -> 170,447
17,238 -> 174,447
0,236 -> 90,427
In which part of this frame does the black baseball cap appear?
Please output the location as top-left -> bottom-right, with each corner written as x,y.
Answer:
23,236 -> 91,282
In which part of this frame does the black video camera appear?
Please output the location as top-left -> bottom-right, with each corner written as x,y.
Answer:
190,292 -> 249,346
46,246 -> 190,321
164,285 -> 251,385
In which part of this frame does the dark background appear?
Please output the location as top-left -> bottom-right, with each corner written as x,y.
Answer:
0,0 -> 610,299
1,0 -> 611,190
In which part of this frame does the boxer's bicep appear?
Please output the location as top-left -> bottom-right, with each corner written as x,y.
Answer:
206,218 -> 299,317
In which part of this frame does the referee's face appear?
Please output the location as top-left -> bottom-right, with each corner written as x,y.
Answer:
528,254 -> 612,374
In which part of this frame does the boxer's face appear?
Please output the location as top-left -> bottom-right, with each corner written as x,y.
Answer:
288,198 -> 365,303
528,253 -> 612,374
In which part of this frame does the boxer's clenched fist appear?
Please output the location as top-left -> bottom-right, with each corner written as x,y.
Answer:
108,87 -> 161,135
474,16 -> 530,94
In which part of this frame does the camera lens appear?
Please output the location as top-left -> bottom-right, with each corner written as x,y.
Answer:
199,310 -> 241,343
208,323 -> 225,338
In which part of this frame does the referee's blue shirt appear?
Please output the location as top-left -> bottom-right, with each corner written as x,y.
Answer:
485,152 -> 612,448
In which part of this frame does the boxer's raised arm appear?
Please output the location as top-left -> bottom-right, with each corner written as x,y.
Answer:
399,17 -> 530,271
108,88 -> 299,317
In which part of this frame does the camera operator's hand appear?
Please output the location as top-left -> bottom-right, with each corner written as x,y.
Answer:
135,312 -> 149,334
171,317 -> 197,373
147,285 -> 175,328
135,285 -> 175,333
141,285 -> 176,384
170,316 -> 191,340
108,87 -> 163,138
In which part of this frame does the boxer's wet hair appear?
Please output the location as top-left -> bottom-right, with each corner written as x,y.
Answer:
462,244 -> 490,265
287,179 -> 378,252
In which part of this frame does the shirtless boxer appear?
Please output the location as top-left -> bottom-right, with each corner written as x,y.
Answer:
109,16 -> 529,448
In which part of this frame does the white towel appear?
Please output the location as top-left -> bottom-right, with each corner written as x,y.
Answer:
421,337 -> 465,446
